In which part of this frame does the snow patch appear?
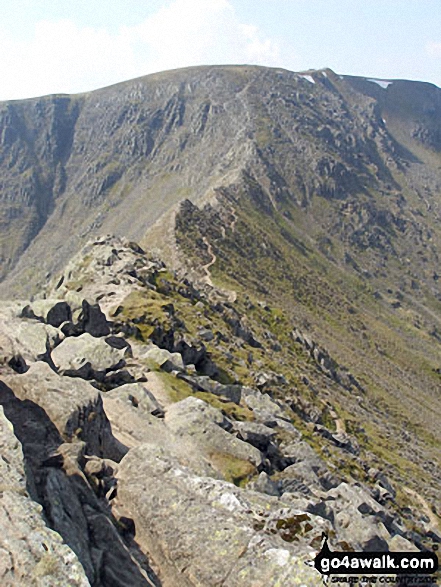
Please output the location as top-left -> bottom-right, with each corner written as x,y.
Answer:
367,78 -> 393,89
300,74 -> 315,84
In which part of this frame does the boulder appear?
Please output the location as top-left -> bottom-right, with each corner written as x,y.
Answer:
278,441 -> 340,491
178,373 -> 242,404
143,345 -> 185,372
22,299 -> 72,328
323,482 -> 392,551
1,362 -> 126,461
233,421 -> 276,451
165,397 -> 263,474
248,471 -> 281,497
77,300 -> 110,337
105,383 -> 164,417
315,425 -> 360,455
51,333 -> 127,381
242,387 -> 287,423
0,308 -> 62,368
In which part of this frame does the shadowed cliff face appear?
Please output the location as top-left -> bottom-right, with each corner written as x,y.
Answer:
1,65 -> 441,298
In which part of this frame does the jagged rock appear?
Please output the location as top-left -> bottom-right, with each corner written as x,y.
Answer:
315,424 -> 360,455
323,482 -> 393,551
51,333 -> 127,381
116,443 -> 326,587
77,300 -> 110,337
102,368 -> 137,389
178,373 -> 242,404
254,371 -> 287,391
0,406 -> 90,587
2,319 -> 62,367
278,441 -> 340,490
105,383 -> 164,417
368,467 -> 396,499
143,345 -> 185,372
43,296 -> 110,338
1,367 -> 156,586
0,304 -> 63,369
173,338 -> 218,376
1,361 -> 126,461
165,396 -> 263,473
241,387 -> 287,423
22,299 -> 72,327
233,421 -> 277,451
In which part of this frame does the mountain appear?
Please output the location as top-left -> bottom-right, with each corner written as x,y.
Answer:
1,66 -> 441,295
0,65 -> 441,585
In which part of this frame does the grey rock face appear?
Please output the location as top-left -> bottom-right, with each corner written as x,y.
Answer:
0,405 -> 90,587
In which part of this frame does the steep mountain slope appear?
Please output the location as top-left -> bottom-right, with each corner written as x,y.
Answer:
1,66 -> 441,297
0,65 -> 257,290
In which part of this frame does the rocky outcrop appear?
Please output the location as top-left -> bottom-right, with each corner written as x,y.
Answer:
2,362 -> 125,460
116,444 -> 326,587
0,405 -> 90,587
0,236 -> 430,586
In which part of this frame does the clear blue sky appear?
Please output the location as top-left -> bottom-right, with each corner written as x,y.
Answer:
1,0 -> 440,100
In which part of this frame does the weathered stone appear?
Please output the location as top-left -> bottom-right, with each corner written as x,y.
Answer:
323,483 -> 392,551
178,373 -> 242,403
22,299 -> 72,327
105,383 -> 164,417
116,443 -> 326,587
248,471 -> 281,497
314,424 -> 360,455
77,300 -> 110,337
233,421 -> 276,451
1,362 -> 126,461
144,345 -> 185,372
1,310 -> 62,367
51,333 -> 127,381
242,387 -> 287,423
279,441 -> 340,491
165,397 -> 263,473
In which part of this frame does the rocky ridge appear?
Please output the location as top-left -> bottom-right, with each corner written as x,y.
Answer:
0,235 -> 438,586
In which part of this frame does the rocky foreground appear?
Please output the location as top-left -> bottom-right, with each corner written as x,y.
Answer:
0,236 -> 435,586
